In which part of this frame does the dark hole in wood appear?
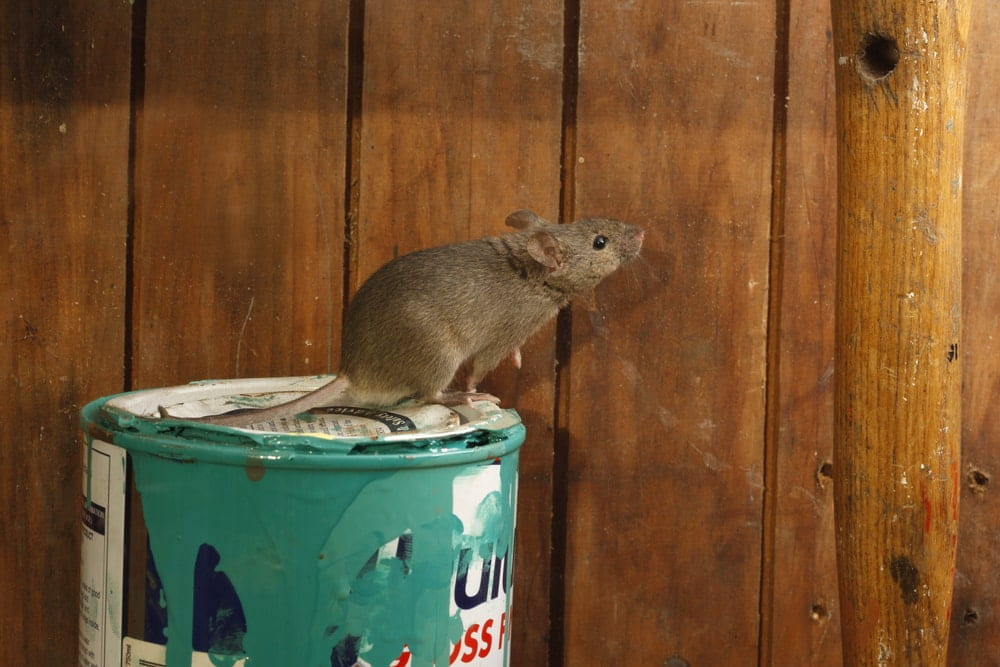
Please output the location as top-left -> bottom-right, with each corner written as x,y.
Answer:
816,460 -> 834,489
968,466 -> 990,494
858,33 -> 899,80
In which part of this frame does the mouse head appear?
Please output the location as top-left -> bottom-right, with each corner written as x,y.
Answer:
505,210 -> 644,296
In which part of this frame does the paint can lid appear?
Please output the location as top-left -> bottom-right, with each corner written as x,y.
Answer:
100,376 -> 522,442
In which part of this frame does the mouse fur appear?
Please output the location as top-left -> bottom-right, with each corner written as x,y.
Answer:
167,210 -> 643,426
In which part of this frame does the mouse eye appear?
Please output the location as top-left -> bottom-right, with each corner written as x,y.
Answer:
592,235 -> 608,250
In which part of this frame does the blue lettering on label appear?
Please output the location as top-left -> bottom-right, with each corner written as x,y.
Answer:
453,544 -> 508,611
317,406 -> 417,431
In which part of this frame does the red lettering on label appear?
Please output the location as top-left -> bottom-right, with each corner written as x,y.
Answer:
390,645 -> 411,667
449,638 -> 463,664
460,623 -> 480,663
478,619 -> 494,658
448,612 -> 511,664
390,612 -> 513,665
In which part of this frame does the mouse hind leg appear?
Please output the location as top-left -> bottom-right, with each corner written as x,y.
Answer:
406,347 -> 512,407
414,367 -> 502,407
425,345 -> 520,406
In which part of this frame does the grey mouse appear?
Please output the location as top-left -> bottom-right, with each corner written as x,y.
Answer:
167,210 -> 644,426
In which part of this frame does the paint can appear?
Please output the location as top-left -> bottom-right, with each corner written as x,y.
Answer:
79,376 -> 524,667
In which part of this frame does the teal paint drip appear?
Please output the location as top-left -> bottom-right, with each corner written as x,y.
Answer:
80,392 -> 524,667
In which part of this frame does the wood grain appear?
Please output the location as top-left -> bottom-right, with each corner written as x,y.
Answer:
830,1 -> 969,663
564,1 -> 776,662
949,0 -> 1000,661
767,0 -> 842,662
0,1 -> 132,663
357,2 -> 564,660
5,2 -> 1000,663
133,0 -> 350,387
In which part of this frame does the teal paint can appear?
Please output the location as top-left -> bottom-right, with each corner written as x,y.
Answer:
78,377 -> 524,667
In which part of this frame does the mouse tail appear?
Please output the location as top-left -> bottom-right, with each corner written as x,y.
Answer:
158,376 -> 353,427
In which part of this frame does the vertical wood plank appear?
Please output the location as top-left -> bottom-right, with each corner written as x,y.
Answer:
134,0 -> 349,388
131,1 -> 348,646
358,3 -> 564,661
565,2 -> 776,663
768,0 -> 842,662
356,1 -> 565,274
0,2 -> 132,663
949,0 -> 1000,661
831,0 -> 968,662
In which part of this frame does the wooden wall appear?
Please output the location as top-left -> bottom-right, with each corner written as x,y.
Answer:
1,1 -> 997,664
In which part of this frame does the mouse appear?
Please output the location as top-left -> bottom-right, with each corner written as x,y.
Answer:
163,209 -> 644,426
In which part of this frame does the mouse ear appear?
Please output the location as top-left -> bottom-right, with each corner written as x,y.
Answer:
526,230 -> 564,270
506,210 -> 551,230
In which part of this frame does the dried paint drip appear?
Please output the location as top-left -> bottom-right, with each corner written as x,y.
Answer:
79,381 -> 524,667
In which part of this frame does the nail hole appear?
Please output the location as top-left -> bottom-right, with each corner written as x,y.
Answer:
858,33 -> 899,81
967,466 -> 990,494
810,604 -> 829,622
817,461 -> 833,489
963,608 -> 980,626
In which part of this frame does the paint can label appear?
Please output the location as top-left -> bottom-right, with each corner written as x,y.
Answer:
333,462 -> 516,666
446,463 -> 515,666
80,378 -> 523,667
78,439 -> 126,667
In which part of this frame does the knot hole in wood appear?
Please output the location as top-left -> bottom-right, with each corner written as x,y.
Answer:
967,465 -> 991,494
816,460 -> 834,489
858,33 -> 899,82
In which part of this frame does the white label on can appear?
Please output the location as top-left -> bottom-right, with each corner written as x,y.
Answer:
79,439 -> 126,667
448,463 -> 515,666
122,637 -> 247,667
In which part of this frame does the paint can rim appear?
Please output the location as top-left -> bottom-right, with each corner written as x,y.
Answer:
80,377 -> 525,470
